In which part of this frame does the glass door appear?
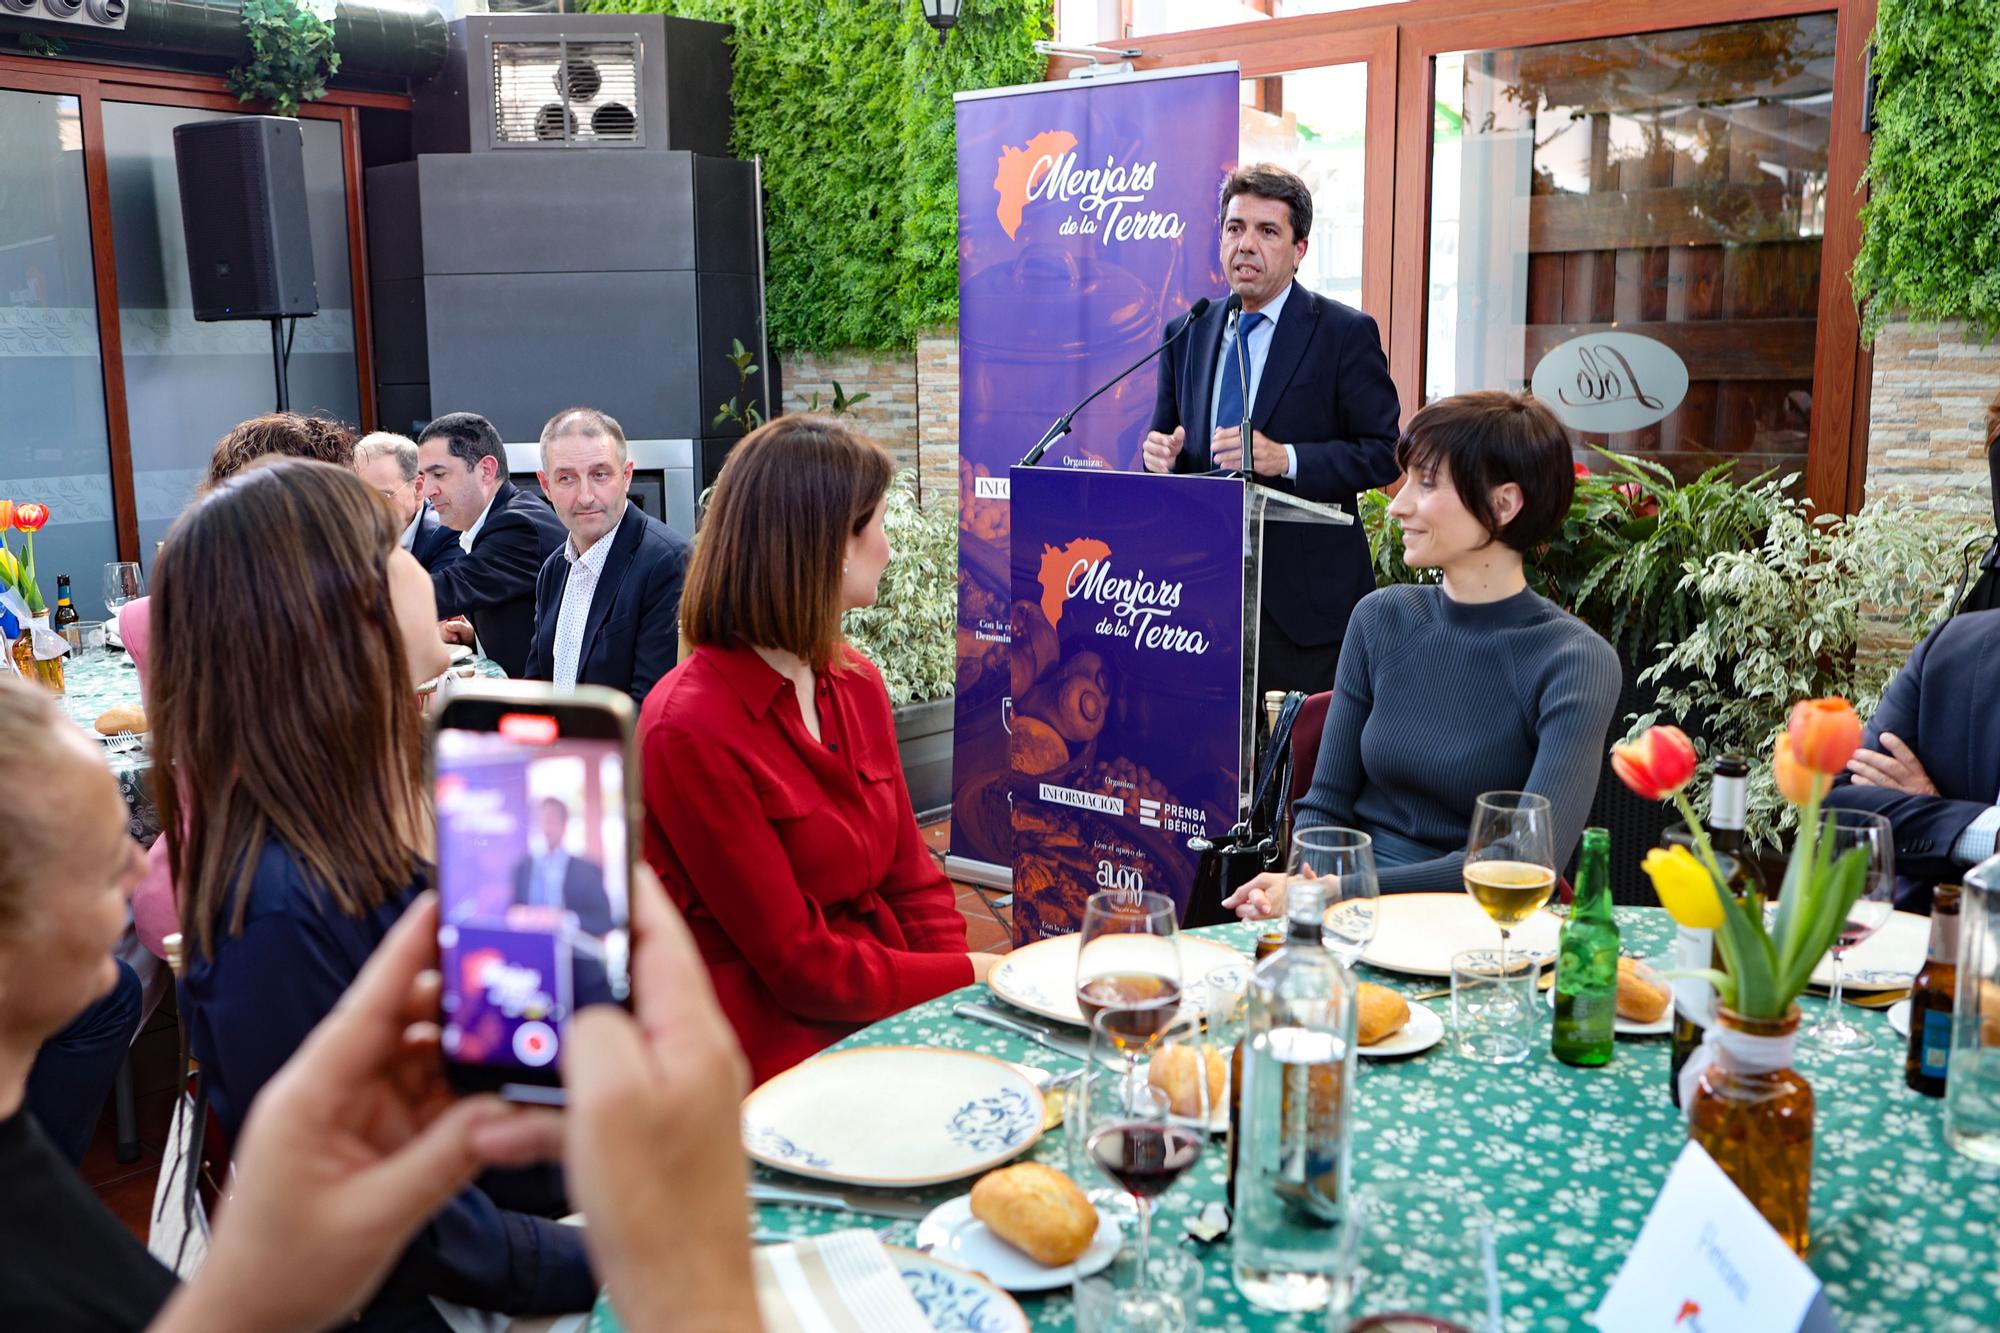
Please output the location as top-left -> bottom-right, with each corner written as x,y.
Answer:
1241,62 -> 1372,314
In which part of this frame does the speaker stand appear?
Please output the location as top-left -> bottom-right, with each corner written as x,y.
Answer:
270,317 -> 290,412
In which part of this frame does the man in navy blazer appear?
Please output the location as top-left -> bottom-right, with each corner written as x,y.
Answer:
1143,164 -> 1402,695
510,796 -> 616,938
353,431 -> 463,574
524,407 -> 691,706
417,411 -> 568,677
1829,608 -> 2000,910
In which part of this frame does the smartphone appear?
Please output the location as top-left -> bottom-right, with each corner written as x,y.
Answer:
430,682 -> 637,1101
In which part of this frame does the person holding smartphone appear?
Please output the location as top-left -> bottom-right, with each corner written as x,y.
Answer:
150,459 -> 597,1327
639,416 -> 1002,1085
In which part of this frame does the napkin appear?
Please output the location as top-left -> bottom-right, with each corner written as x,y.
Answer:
754,1229 -> 934,1333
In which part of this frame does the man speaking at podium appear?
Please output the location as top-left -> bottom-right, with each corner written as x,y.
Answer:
1141,164 -> 1402,695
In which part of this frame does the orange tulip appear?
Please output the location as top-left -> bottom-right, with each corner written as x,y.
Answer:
1611,724 -> 1699,801
1772,734 -> 1827,806
12,503 -> 48,533
0,500 -> 13,530
1787,697 -> 1861,775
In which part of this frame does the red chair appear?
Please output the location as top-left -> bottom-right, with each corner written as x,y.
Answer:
1288,691 -> 1333,816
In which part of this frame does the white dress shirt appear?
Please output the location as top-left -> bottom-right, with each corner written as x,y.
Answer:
1207,281 -> 1301,481
550,529 -> 616,688
398,501 -> 423,552
458,491 -> 498,554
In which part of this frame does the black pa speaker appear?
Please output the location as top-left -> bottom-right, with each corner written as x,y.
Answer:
172,117 -> 319,322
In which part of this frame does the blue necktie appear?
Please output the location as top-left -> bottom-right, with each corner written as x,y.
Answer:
1214,311 -> 1266,442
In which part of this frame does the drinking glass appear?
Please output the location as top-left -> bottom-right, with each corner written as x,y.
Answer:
1806,808 -> 1895,1053
1329,1182 -> 1503,1332
1073,1240 -> 1203,1333
1084,1018 -> 1204,1287
103,562 -> 145,613
1450,949 -> 1537,1064
1463,792 -> 1556,985
1076,889 -> 1182,1076
1293,827 -> 1379,967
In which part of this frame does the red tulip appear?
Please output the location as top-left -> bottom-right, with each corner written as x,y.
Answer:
1787,698 -> 1862,775
1611,725 -> 1698,801
13,503 -> 48,533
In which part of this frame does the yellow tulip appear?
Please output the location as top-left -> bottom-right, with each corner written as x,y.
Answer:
1642,844 -> 1724,929
0,547 -> 17,588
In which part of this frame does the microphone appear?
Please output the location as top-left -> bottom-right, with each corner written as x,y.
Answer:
1019,298 -> 1213,468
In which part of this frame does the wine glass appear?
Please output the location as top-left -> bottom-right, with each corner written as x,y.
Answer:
103,562 -> 145,614
1806,809 -> 1896,1053
1463,792 -> 1557,991
1077,889 -> 1182,1074
1086,1013 -> 1204,1290
1293,826 -> 1378,968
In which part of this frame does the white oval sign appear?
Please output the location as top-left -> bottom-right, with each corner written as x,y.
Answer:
1529,330 -> 1689,433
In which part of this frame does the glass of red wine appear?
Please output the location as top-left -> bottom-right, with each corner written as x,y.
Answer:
1806,808 -> 1896,1054
1084,1012 -> 1204,1295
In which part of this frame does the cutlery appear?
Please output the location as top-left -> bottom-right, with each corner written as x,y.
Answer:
749,1182 -> 933,1221
954,1002 -> 1091,1061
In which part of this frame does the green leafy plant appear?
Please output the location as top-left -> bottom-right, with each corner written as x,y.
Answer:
1851,0 -> 2000,339
713,338 -> 766,432
20,33 -> 66,58
805,381 -> 872,415
227,0 -> 341,117
842,471 -> 956,705
582,0 -> 1048,352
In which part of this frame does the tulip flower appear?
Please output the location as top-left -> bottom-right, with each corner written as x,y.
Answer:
1786,697 -> 1861,776
1772,733 -> 1827,806
1642,845 -> 1725,929
0,547 -> 17,590
12,503 -> 47,533
1611,725 -> 1698,802
0,500 -> 13,531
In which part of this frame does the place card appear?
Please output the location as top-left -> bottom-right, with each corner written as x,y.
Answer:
1593,1141 -> 1837,1333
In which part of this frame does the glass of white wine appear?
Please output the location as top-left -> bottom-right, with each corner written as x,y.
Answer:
1463,792 -> 1557,994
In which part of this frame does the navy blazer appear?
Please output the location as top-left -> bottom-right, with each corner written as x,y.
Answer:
1151,280 -> 1402,647
1828,609 -> 2000,902
524,502 -> 691,706
409,499 -> 464,575
431,481 -> 568,678
181,841 -> 596,1325
510,852 -> 615,938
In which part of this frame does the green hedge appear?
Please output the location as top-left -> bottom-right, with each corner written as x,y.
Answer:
582,0 -> 1049,351
1851,0 -> 2000,340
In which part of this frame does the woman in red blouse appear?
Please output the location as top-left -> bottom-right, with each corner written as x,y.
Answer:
639,417 -> 1000,1083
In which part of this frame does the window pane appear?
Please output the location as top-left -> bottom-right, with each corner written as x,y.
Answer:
1426,17 -> 1837,481
1240,62 -> 1369,313
0,90 -> 120,619
103,104 -> 360,553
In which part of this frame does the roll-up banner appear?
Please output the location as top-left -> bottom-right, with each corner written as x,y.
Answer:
948,65 -> 1238,936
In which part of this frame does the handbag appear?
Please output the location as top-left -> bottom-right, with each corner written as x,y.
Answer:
1181,690 -> 1308,928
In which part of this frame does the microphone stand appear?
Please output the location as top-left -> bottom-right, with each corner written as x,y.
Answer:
1020,302 -> 1209,468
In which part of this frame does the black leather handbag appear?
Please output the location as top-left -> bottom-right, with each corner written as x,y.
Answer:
1181,690 -> 1307,928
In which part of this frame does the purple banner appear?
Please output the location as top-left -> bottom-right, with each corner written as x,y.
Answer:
949,68 -> 1237,890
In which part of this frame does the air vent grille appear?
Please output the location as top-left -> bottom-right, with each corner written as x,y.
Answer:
492,36 -> 642,147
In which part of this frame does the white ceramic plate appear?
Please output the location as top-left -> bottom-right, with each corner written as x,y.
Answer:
890,1245 -> 1033,1331
1360,1000 -> 1446,1057
742,1047 -> 1044,1188
1357,893 -> 1562,978
1888,999 -> 1912,1039
988,932 -> 1247,1028
447,643 -> 475,665
913,1195 -> 1120,1294
1542,976 -> 1673,1036
1811,910 -> 1929,990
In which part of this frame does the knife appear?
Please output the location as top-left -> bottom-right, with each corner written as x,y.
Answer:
748,1182 -> 933,1221
954,1002 -> 1091,1061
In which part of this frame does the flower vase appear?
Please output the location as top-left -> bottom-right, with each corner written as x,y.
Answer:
12,611 -> 65,695
1687,1005 -> 1813,1255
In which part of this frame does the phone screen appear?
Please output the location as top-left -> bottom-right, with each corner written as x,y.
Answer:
434,708 -> 631,1084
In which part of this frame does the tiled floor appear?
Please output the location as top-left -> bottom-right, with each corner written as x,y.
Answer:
92,816 -> 1007,1243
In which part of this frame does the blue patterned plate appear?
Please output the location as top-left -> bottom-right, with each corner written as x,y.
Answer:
888,1246 -> 1032,1332
742,1046 -> 1045,1187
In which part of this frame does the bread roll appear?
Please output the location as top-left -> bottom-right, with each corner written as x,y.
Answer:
1356,982 -> 1410,1046
1147,1041 -> 1227,1119
969,1162 -> 1097,1267
94,705 -> 146,736
1616,957 -> 1671,1024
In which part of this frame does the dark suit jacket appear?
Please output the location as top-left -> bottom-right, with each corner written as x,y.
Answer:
431,481 -> 568,677
510,852 -> 615,938
1151,280 -> 1402,647
524,502 -> 691,706
1828,609 -> 2000,903
409,499 -> 463,575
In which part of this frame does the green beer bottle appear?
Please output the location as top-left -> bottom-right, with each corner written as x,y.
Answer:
1552,827 -> 1617,1067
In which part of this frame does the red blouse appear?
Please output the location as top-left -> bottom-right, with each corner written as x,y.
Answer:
639,641 -> 972,1084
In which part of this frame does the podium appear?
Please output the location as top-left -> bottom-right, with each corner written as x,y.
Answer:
1003,466 -> 1350,942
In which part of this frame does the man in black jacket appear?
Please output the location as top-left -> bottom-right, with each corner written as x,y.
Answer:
353,430 -> 464,574
524,407 -> 690,705
417,411 -> 567,677
1142,163 -> 1402,695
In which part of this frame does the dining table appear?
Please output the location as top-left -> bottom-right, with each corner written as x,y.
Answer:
699,909 -> 2000,1333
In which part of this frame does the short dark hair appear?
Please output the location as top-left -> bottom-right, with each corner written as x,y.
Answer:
1219,163 -> 1313,243
1395,391 -> 1576,553
419,411 -> 508,483
204,412 -> 357,492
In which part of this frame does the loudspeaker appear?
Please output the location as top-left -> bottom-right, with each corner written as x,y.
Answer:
172,117 -> 319,322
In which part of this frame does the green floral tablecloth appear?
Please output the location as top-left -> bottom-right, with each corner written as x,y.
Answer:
734,912 -> 2000,1333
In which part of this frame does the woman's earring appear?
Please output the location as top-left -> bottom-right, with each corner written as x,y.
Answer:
843,560 -> 850,574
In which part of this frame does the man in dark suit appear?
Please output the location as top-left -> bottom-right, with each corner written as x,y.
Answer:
353,431 -> 463,574
1143,163 -> 1402,696
1829,608 -> 2000,911
510,796 -> 615,938
523,407 -> 691,706
416,411 -> 567,677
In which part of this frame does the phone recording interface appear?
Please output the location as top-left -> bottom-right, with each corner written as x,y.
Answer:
435,723 -> 631,1073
